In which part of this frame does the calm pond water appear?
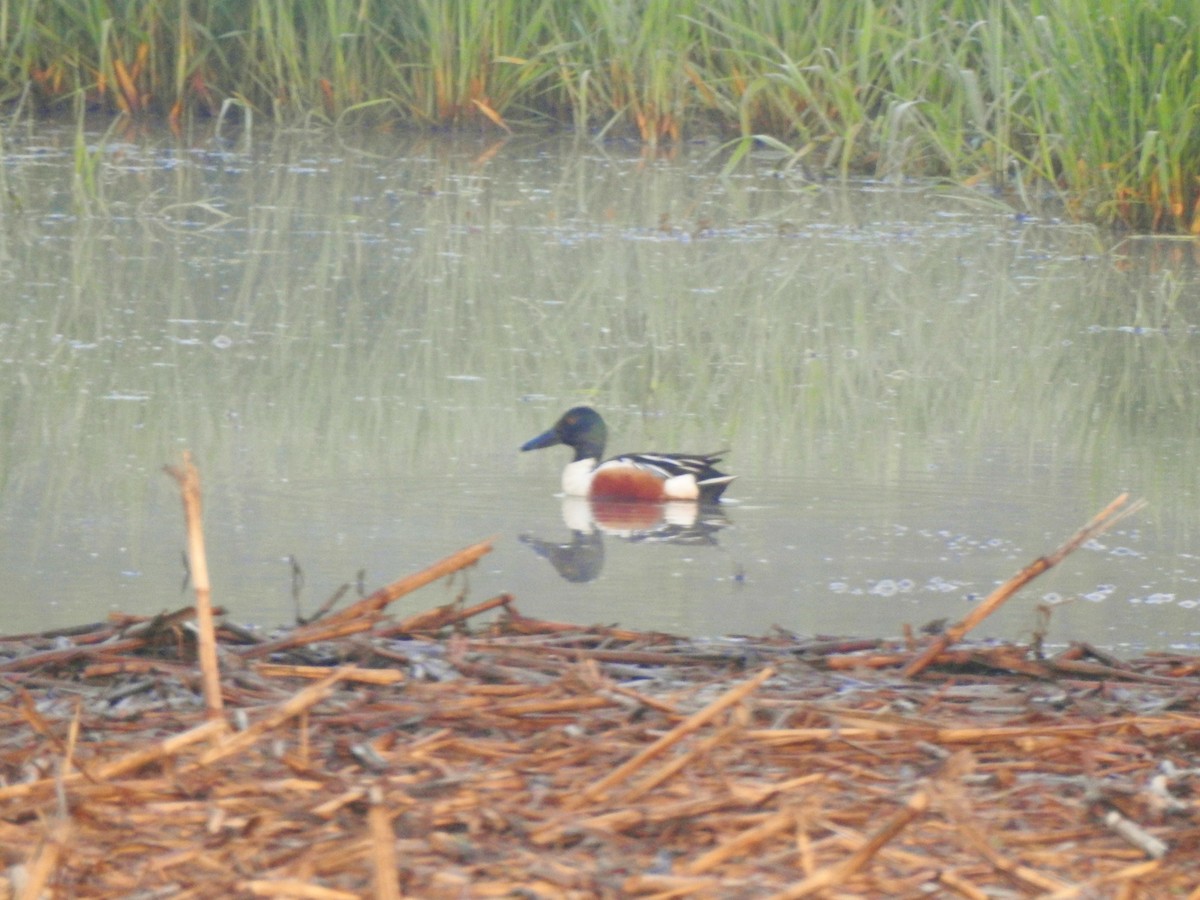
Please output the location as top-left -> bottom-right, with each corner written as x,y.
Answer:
4,121 -> 1200,653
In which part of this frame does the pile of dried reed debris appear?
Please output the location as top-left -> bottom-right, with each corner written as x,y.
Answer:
1,462 -> 1197,898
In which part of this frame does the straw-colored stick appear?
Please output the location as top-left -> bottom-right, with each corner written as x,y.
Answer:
683,808 -> 796,875
240,617 -> 377,659
241,538 -> 494,659
94,717 -> 230,780
767,790 -> 928,899
241,879 -> 359,899
369,786 -> 402,900
325,537 -> 494,624
254,664 -> 404,685
903,494 -> 1144,678
164,451 -> 224,718
0,718 -> 229,803
576,666 -> 775,805
192,669 -> 345,768
1040,860 -> 1162,900
937,869 -> 988,900
18,820 -> 69,900
621,726 -> 733,803
384,591 -> 511,635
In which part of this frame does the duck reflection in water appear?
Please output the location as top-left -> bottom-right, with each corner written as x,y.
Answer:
519,496 -> 730,583
519,406 -> 736,581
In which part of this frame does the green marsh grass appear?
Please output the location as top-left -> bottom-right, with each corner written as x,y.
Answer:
3,0 -> 1200,229
1013,0 -> 1200,232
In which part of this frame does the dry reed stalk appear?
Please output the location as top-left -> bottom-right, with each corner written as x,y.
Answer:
489,696 -> 615,717
937,868 -> 988,899
368,786 -> 402,900
191,669 -> 345,768
4,546 -> 1200,894
18,820 -> 70,900
311,788 -> 370,819
499,609 -> 651,642
1098,808 -> 1169,859
621,725 -> 735,803
81,658 -> 197,678
767,789 -> 929,899
903,494 -> 1145,678
933,718 -> 1182,743
734,773 -> 827,806
254,664 -> 404,685
14,691 -> 70,749
164,452 -> 224,718
828,644 -> 1199,681
240,538 -> 493,660
574,666 -> 776,806
0,637 -> 148,672
95,718 -> 227,773
602,682 -> 681,715
746,715 -> 1200,752
822,651 -> 910,670
0,717 -> 228,805
464,641 -> 697,666
1040,860 -> 1163,899
58,702 -> 81,776
746,725 -> 908,747
934,751 -> 1073,893
122,604 -> 209,636
240,879 -> 359,898
244,618 -> 379,658
324,538 -> 494,625
382,591 -> 512,635
530,796 -> 741,846
622,872 -> 721,893
1048,658 -> 1194,685
683,808 -> 797,875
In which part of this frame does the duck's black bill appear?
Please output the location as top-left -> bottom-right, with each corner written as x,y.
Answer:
521,429 -> 562,452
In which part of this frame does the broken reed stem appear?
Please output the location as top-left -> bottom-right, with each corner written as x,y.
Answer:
936,869 -> 987,899
382,591 -> 512,636
767,790 -> 929,899
903,494 -> 1145,678
164,451 -> 224,718
622,726 -> 733,803
1100,808 -> 1169,859
575,666 -> 775,806
369,786 -> 402,900
0,718 -> 229,804
192,669 -> 345,768
240,538 -> 495,659
325,537 -> 495,625
19,820 -> 70,900
253,664 -> 403,685
239,618 -> 378,660
683,808 -> 796,875
936,752 -> 1072,893
1040,860 -> 1164,899
240,878 -> 358,899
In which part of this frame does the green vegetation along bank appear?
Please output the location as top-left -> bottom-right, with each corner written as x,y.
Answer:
3,0 -> 1199,232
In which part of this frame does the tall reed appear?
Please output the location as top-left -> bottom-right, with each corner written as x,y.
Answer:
2,0 -> 1199,230
1015,0 -> 1200,232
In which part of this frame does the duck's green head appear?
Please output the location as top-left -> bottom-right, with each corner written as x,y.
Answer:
521,406 -> 608,462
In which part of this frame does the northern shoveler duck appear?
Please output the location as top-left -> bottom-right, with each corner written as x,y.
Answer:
520,406 -> 735,503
